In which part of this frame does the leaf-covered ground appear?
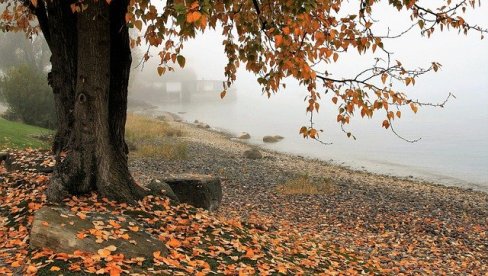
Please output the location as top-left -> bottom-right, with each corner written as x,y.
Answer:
0,150 -> 375,275
1,148 -> 487,275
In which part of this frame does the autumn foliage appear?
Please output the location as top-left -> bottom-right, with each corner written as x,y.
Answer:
0,1 -> 486,141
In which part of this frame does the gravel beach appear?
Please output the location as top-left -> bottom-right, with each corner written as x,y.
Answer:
129,120 -> 488,274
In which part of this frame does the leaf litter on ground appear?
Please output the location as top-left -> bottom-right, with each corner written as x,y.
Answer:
1,149 -> 487,275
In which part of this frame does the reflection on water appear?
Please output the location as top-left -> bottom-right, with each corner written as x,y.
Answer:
150,91 -> 488,193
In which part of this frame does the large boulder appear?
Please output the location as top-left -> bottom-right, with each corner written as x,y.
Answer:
30,206 -> 168,259
164,174 -> 222,211
146,179 -> 180,203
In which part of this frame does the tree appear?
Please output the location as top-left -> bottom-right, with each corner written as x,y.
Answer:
0,0 -> 485,203
0,65 -> 57,129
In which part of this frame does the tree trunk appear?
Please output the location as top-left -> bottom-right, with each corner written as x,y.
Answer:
44,0 -> 146,203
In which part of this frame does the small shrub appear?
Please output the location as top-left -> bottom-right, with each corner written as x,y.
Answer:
0,65 -> 56,129
125,114 -> 183,142
125,114 -> 187,160
133,142 -> 188,160
276,175 -> 335,195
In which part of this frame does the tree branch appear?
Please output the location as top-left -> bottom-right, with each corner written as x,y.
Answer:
26,0 -> 52,47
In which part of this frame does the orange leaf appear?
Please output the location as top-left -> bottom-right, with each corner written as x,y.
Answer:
167,238 -> 181,248
274,35 -> 283,47
245,248 -> 255,258
11,261 -> 21,268
134,20 -> 143,31
333,53 -> 339,62
125,13 -> 132,24
76,212 -> 86,220
128,226 -> 139,232
26,265 -> 38,274
186,11 -> 202,23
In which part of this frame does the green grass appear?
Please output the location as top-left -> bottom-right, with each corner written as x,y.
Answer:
0,117 -> 53,150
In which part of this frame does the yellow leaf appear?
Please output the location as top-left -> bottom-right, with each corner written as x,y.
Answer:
50,266 -> 61,271
410,103 -> 418,113
381,73 -> 388,84
98,248 -> 111,258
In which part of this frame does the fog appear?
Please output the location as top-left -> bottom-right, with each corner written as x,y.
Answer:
129,3 -> 488,191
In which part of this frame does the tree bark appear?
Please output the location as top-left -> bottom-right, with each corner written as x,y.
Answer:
43,0 -> 146,203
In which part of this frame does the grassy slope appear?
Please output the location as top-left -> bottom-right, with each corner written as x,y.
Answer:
0,117 -> 52,149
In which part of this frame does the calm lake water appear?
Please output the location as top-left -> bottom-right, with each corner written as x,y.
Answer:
153,87 -> 488,193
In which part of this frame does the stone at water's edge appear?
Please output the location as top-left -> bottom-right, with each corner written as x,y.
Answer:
263,135 -> 284,143
238,132 -> 251,139
30,207 -> 168,259
243,148 -> 263,160
164,174 -> 222,211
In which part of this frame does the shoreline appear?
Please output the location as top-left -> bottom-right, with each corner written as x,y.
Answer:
133,109 -> 488,196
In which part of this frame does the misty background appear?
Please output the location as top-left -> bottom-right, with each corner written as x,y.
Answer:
129,3 -> 488,191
